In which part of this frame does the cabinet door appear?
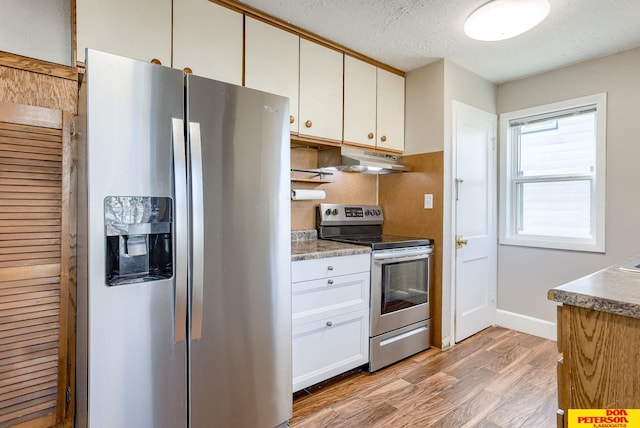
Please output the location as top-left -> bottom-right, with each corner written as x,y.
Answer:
0,101 -> 74,428
173,0 -> 242,85
343,56 -> 377,148
377,69 -> 405,152
292,309 -> 369,392
292,254 -> 370,282
292,272 -> 369,325
76,0 -> 171,64
245,17 -> 300,133
299,39 -> 343,143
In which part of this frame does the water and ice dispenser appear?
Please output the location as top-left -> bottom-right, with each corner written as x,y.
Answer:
104,196 -> 173,286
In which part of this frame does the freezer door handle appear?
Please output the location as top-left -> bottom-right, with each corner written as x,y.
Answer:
189,121 -> 204,340
172,118 -> 188,343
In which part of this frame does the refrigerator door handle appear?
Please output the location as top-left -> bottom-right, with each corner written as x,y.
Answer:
189,121 -> 204,340
172,118 -> 188,343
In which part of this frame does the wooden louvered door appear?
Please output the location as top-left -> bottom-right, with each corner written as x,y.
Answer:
0,101 -> 73,428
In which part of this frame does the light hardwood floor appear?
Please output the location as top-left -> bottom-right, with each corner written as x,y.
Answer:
292,326 -> 559,427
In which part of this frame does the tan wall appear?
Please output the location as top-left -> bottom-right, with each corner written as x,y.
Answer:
404,61 -> 444,155
497,47 -> 640,324
379,151 -> 444,347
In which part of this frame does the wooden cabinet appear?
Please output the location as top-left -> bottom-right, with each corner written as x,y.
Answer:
343,56 -> 377,148
298,39 -> 344,143
245,17 -> 300,133
556,304 -> 640,427
173,0 -> 242,84
291,254 -> 370,392
376,68 -> 405,152
77,1 -> 405,147
77,0 -> 242,84
344,56 -> 405,152
0,100 -> 74,428
76,0 -> 172,64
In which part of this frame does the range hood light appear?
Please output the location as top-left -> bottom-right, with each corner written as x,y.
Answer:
317,146 -> 410,174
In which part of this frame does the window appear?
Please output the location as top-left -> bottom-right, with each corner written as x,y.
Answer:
499,93 -> 606,252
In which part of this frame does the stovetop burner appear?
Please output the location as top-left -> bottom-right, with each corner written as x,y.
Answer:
323,235 -> 434,251
316,204 -> 434,251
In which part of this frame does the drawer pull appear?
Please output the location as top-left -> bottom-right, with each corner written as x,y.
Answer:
327,279 -> 334,285
326,321 -> 333,327
327,266 -> 334,271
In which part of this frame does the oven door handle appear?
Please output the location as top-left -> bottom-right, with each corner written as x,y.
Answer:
373,249 -> 432,262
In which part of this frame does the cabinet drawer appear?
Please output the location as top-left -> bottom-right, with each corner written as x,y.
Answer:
292,308 -> 369,392
292,254 -> 370,282
292,272 -> 369,324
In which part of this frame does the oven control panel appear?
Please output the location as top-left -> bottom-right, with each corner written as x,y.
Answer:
317,203 -> 384,226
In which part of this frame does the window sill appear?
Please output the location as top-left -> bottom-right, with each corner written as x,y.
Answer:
499,236 -> 605,253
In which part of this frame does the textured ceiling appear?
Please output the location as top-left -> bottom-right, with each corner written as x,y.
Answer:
238,0 -> 640,83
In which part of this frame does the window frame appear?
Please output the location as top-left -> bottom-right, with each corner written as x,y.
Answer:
499,93 -> 607,253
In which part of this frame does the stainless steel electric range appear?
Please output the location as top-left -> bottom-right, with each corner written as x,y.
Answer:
316,203 -> 434,372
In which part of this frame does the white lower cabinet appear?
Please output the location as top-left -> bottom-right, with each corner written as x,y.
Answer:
292,254 -> 370,392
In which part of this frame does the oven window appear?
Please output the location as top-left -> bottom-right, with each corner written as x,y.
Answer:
381,258 -> 429,315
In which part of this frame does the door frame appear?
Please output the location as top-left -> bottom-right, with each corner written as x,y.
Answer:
449,101 -> 498,345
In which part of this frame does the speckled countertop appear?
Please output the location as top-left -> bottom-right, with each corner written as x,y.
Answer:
291,230 -> 371,262
548,257 -> 640,319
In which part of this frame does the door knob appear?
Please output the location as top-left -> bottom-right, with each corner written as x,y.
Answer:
456,235 -> 468,249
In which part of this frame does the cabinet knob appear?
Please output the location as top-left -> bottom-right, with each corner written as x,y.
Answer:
305,120 -> 313,128
328,279 -> 334,285
327,265 -> 334,271
150,58 -> 162,65
326,321 -> 333,327
368,132 -> 374,140
183,67 -> 193,74
380,135 -> 387,142
290,115 -> 295,124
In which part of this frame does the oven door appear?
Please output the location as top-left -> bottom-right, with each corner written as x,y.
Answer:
370,247 -> 433,337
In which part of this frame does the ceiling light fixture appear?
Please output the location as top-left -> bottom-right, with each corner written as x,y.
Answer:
464,0 -> 551,41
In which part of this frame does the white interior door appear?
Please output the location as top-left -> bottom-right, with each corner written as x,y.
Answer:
453,101 -> 497,343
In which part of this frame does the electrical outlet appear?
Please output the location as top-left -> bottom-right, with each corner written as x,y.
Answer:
424,194 -> 433,209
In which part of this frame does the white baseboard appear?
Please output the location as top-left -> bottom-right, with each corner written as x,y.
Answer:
496,309 -> 557,341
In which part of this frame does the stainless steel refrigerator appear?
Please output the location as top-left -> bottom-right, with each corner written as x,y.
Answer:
76,49 -> 292,428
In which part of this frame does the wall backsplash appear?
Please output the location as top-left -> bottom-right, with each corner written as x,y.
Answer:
290,147 -> 377,230
379,151 -> 444,348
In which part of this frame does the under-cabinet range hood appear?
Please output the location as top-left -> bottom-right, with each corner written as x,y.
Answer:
317,146 -> 410,174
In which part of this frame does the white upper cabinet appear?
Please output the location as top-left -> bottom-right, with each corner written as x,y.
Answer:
173,0 -> 242,85
376,68 -> 405,152
343,56 -> 377,148
298,39 -> 343,143
344,56 -> 405,152
245,17 -> 300,133
76,0 -> 172,64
